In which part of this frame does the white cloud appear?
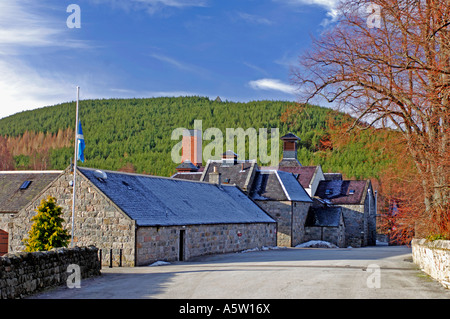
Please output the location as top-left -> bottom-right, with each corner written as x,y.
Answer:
276,0 -> 341,25
243,62 -> 269,76
279,0 -> 339,10
0,59 -> 74,119
108,88 -> 200,98
0,0 -> 90,54
89,0 -> 208,14
235,12 -> 273,25
148,53 -> 210,78
149,53 -> 196,72
0,1 -> 98,119
274,52 -> 299,69
146,90 -> 201,97
249,78 -> 296,95
135,0 -> 208,8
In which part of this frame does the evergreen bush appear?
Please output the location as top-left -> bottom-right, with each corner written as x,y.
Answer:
23,196 -> 71,252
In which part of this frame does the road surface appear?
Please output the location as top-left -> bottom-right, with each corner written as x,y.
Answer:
29,245 -> 450,299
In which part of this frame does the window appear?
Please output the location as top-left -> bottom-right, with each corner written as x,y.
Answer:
19,181 -> 32,190
325,189 -> 332,195
349,189 -> 355,195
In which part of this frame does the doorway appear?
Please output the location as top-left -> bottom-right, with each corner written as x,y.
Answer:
179,229 -> 185,261
0,229 -> 8,256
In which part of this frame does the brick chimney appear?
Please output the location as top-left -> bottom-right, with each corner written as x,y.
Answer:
181,129 -> 202,167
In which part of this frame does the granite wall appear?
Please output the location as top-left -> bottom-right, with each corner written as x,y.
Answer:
412,238 -> 450,289
136,222 -> 277,266
0,246 -> 101,299
255,200 -> 310,247
10,169 -> 136,267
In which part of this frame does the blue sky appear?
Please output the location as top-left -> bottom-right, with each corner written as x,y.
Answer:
0,0 -> 338,119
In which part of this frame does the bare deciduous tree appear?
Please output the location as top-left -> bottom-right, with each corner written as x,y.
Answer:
292,0 -> 449,236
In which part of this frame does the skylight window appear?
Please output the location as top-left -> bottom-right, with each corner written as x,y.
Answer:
20,181 -> 32,190
325,189 -> 332,195
349,189 -> 355,195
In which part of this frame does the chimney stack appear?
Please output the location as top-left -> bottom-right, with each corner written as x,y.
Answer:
181,129 -> 202,167
279,132 -> 302,167
221,150 -> 238,166
209,166 -> 222,185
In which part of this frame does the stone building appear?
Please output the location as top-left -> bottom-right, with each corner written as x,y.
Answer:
271,134 -> 377,248
0,170 -> 62,256
304,206 -> 345,247
173,130 -> 377,248
315,179 -> 376,247
276,165 -> 325,197
249,170 -> 312,247
173,148 -> 313,247
9,167 -> 276,266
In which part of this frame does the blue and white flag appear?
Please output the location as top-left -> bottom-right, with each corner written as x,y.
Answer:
77,121 -> 85,162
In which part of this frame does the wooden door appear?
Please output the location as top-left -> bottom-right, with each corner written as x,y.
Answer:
0,229 -> 8,256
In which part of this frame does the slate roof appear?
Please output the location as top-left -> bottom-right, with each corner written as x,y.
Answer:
315,180 -> 369,205
323,173 -> 343,181
277,166 -> 318,189
175,160 -> 199,171
201,160 -> 256,190
78,167 -> 275,227
250,170 -> 312,202
170,172 -> 202,181
281,132 -> 301,140
0,171 -> 62,213
305,206 -> 343,227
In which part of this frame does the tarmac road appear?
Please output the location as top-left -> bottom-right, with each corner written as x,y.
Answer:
29,245 -> 450,299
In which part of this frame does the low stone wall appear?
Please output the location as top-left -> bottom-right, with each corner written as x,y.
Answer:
412,238 -> 450,289
0,246 -> 101,299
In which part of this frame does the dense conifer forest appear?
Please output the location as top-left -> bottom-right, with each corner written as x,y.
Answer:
0,96 -> 394,179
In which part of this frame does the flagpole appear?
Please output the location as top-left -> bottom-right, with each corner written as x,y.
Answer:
71,86 -> 80,247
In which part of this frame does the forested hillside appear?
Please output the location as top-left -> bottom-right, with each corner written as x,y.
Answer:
0,96 -> 393,179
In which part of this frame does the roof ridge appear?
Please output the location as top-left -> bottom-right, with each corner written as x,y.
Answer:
77,166 -> 237,187
0,170 -> 63,174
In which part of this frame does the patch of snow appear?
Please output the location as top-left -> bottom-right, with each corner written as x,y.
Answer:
241,247 -> 260,253
296,240 -> 338,248
148,261 -> 171,267
240,246 -> 284,253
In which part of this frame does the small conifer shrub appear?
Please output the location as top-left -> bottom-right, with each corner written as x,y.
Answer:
24,196 -> 70,252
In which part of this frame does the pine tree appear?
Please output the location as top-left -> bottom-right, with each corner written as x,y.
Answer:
24,196 -> 70,252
